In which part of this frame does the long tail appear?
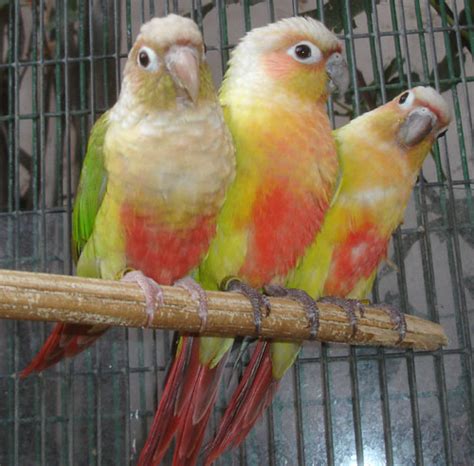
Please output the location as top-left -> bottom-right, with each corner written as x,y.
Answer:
171,348 -> 229,466
204,341 -> 279,465
20,323 -> 107,378
138,336 -> 230,466
138,336 -> 196,465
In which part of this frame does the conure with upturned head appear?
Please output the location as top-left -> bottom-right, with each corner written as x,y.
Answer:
21,14 -> 235,377
138,16 -> 349,466
205,86 -> 451,464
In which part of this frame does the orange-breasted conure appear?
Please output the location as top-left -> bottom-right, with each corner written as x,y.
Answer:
205,86 -> 451,463
138,16 -> 349,466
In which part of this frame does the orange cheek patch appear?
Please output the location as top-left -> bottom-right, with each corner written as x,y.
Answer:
263,52 -> 326,96
262,52 -> 296,79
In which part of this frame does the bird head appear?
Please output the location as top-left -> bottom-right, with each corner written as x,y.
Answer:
366,86 -> 451,171
222,16 -> 349,103
121,14 -> 212,110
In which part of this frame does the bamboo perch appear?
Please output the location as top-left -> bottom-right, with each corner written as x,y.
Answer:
0,269 -> 447,351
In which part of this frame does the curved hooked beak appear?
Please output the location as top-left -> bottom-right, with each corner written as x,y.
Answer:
166,46 -> 200,103
326,52 -> 349,95
399,107 -> 437,146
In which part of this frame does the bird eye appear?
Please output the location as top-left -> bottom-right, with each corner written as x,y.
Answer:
437,129 -> 447,139
399,92 -> 409,104
398,90 -> 414,108
287,41 -> 322,64
139,51 -> 149,67
295,44 -> 311,58
137,46 -> 160,72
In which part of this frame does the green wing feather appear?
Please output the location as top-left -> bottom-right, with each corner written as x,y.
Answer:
72,112 -> 110,263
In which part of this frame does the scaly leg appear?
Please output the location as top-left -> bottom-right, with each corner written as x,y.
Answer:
121,270 -> 164,326
379,303 -> 407,343
318,296 -> 365,337
222,277 -> 271,335
175,276 -> 209,332
263,285 -> 319,339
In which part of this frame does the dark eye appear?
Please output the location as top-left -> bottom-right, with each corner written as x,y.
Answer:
437,129 -> 447,139
139,51 -> 150,67
399,92 -> 409,104
287,41 -> 322,64
295,44 -> 311,59
136,46 -> 159,71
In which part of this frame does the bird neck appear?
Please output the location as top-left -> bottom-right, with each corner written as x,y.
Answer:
333,123 -> 417,233
225,87 -> 333,175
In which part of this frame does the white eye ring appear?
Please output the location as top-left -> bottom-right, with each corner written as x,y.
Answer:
287,41 -> 322,64
137,46 -> 160,72
398,90 -> 415,109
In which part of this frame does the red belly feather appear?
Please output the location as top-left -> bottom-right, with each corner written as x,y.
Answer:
121,205 -> 216,285
240,185 -> 327,287
323,225 -> 388,296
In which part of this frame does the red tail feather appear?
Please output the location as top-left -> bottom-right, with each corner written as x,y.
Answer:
172,351 -> 229,466
20,323 -> 106,378
204,341 -> 279,465
138,336 -> 197,466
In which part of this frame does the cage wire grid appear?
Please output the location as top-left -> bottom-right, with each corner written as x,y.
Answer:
0,0 -> 473,465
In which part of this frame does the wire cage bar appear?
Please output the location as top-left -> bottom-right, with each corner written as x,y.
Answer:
0,1 -> 473,465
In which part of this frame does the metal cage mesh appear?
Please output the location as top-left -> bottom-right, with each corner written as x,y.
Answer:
0,1 -> 473,465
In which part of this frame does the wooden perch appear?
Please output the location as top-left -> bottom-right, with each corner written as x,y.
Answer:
0,269 -> 447,351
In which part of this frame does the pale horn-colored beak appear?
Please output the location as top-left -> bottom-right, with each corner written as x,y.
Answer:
326,51 -> 349,95
166,45 -> 200,103
399,107 -> 437,146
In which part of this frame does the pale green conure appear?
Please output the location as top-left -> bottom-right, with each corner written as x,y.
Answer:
21,14 -> 235,378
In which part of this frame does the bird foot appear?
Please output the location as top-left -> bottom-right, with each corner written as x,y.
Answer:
379,303 -> 407,343
264,285 -> 320,339
121,271 -> 164,327
175,276 -> 209,332
319,296 -> 365,337
222,277 -> 271,335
